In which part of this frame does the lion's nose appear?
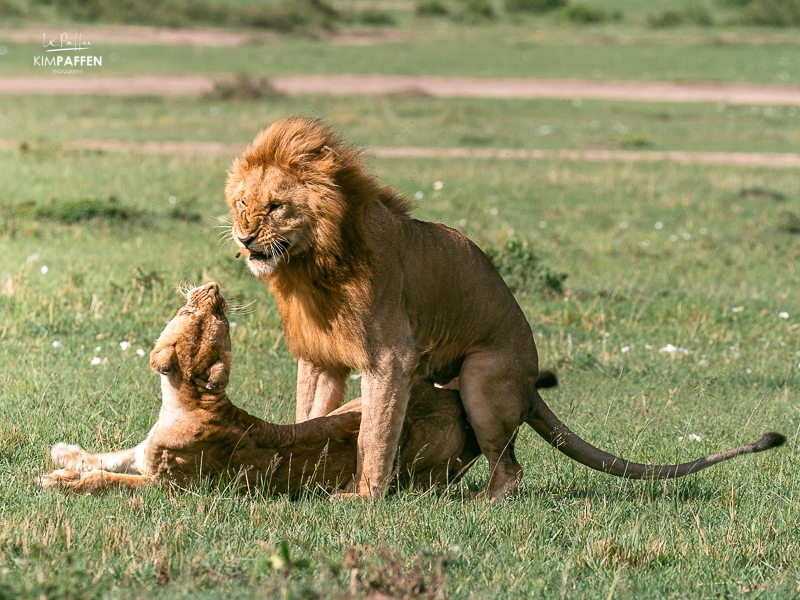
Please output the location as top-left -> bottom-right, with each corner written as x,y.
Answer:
236,232 -> 255,247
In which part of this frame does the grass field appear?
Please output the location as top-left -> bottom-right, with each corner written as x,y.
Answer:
1,142 -> 799,597
2,93 -> 800,154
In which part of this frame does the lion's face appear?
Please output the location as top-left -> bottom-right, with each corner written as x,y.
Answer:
226,164 -> 320,279
149,282 -> 232,391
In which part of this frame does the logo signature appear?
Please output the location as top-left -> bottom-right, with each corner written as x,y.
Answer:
42,33 -> 92,53
35,33 -> 103,73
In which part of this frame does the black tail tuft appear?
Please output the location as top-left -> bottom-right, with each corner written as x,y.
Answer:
753,432 -> 787,452
535,370 -> 559,390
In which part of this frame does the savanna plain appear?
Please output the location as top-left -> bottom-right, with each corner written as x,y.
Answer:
1,0 -> 799,597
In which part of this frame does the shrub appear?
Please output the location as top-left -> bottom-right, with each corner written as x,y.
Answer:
415,0 -> 448,16
206,74 -> 283,102
684,1 -> 713,25
648,2 -> 714,27
483,239 -> 567,295
505,0 -> 565,15
459,0 -> 494,19
356,8 -> 396,25
563,3 -> 608,23
647,8 -> 684,27
745,0 -> 800,26
14,196 -> 135,223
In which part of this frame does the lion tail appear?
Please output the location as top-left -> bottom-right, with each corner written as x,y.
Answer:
524,390 -> 786,479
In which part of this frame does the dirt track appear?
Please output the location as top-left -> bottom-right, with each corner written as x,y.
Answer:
3,74 -> 800,106
1,138 -> 798,168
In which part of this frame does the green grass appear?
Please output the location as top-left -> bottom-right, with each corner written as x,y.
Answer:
3,26 -> 800,83
1,144 -> 798,597
2,94 -> 800,154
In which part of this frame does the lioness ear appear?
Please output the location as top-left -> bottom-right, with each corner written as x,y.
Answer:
150,345 -> 177,375
204,358 -> 230,390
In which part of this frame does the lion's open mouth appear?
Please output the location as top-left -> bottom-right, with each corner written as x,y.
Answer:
248,240 -> 290,262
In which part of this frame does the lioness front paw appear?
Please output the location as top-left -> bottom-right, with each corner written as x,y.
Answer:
51,443 -> 93,471
37,468 -> 81,489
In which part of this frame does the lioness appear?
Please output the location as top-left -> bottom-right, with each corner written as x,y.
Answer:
38,283 -> 483,495
225,116 -> 785,499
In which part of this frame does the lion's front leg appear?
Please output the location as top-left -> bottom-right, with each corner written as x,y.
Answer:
51,443 -> 139,473
350,360 -> 415,498
295,359 -> 350,422
38,469 -> 150,494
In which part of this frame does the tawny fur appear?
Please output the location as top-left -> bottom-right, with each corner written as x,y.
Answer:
38,283 -> 480,495
226,116 -> 786,500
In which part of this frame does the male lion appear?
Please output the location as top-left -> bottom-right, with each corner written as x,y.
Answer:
225,117 -> 785,500
38,283 -> 483,494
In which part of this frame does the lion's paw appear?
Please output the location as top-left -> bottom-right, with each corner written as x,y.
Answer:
37,468 -> 81,489
51,443 -> 93,471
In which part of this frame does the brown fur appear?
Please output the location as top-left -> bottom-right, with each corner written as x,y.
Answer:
38,283 -> 480,495
226,116 -> 786,500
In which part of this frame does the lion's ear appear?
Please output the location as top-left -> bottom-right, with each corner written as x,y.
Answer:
150,344 -> 177,375
318,145 -> 336,168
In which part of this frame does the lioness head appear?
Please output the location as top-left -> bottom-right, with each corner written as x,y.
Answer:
149,282 -> 232,392
225,116 -> 410,279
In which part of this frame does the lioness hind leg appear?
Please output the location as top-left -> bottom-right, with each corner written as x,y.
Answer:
457,356 -> 530,500
51,443 -> 139,473
38,469 -> 150,494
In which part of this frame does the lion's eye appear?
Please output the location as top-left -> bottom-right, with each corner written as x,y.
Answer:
267,203 -> 281,215
240,197 -> 247,208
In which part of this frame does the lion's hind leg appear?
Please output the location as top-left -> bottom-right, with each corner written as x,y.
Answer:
457,353 -> 531,500
38,469 -> 150,494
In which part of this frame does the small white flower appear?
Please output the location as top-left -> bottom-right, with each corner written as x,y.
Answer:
433,181 -> 444,190
95,346 -> 101,352
779,312 -> 789,319
27,252 -> 40,263
688,434 -> 702,442
604,332 -> 611,338
52,341 -> 63,349
660,344 -> 678,353
669,235 -> 678,242
698,359 -> 709,367
458,219 -> 467,227
731,306 -> 743,313
136,348 -> 146,357
654,222 -> 663,230
75,313 -> 83,322
490,207 -> 498,216
350,372 -> 362,380
746,368 -> 752,374
93,312 -> 101,320
230,322 -> 237,328
539,220 -> 547,229
41,266 -> 49,274
119,341 -> 131,351
415,191 -> 424,200
91,357 -> 101,365
621,346 -> 630,353
699,227 -> 708,234
619,222 -> 628,229
644,344 -> 653,350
